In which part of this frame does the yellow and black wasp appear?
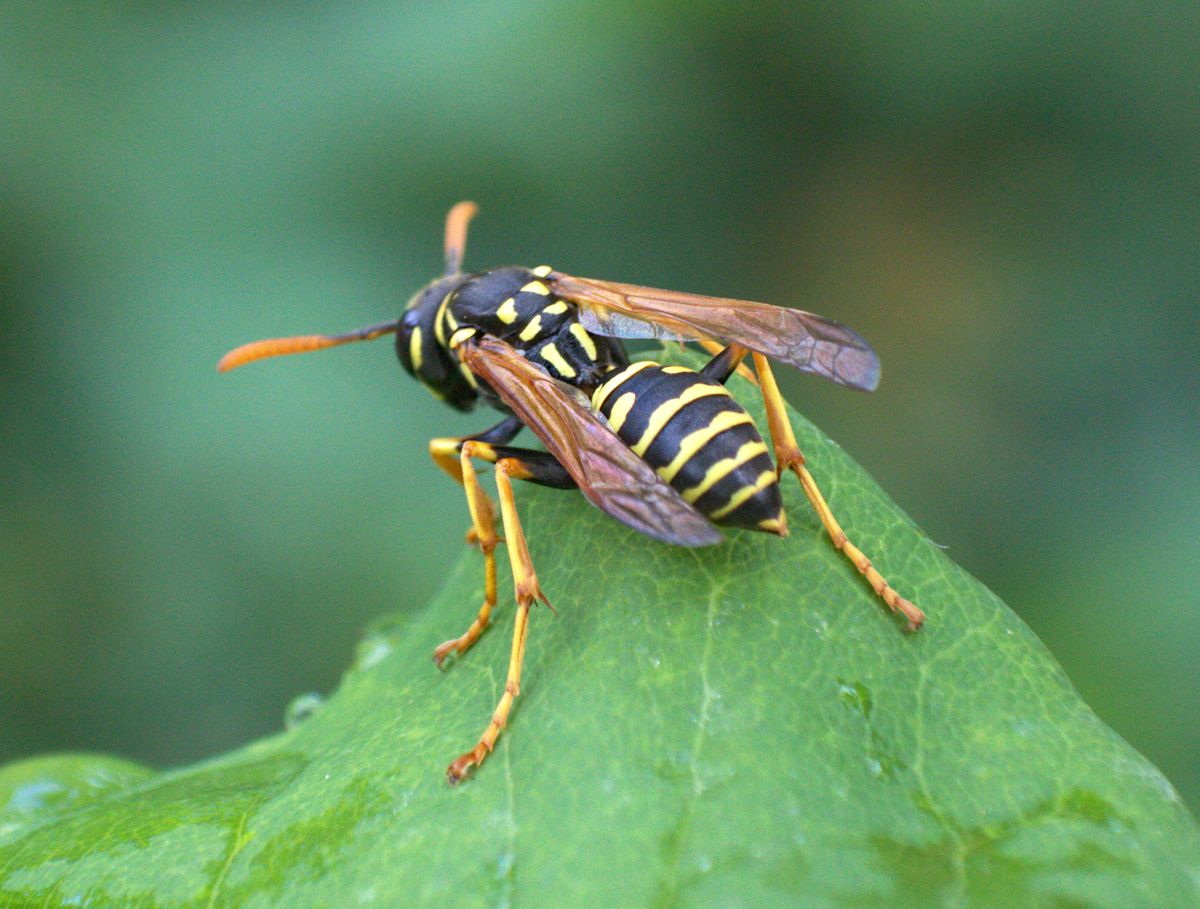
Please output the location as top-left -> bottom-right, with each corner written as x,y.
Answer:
219,202 -> 925,783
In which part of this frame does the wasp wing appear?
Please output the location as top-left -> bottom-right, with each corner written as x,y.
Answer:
552,273 -> 881,392
458,336 -> 723,548
576,308 -> 693,342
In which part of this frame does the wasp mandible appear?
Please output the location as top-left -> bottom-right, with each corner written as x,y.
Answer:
219,202 -> 924,783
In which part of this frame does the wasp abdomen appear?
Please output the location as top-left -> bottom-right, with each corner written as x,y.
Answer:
592,362 -> 783,532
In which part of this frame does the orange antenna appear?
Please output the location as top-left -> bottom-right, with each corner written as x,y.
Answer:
217,320 -> 400,373
443,201 -> 478,276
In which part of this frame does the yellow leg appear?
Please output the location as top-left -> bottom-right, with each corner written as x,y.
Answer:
752,353 -> 925,630
447,457 -> 550,784
431,441 -> 503,666
429,436 -> 467,485
430,435 -> 512,545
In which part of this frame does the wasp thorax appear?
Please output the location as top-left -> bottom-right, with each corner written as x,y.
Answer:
447,266 -> 567,342
442,266 -> 626,392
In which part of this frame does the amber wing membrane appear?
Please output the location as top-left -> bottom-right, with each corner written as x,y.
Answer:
458,336 -> 723,548
551,273 -> 881,391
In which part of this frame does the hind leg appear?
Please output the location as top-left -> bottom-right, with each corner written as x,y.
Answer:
751,352 -> 924,629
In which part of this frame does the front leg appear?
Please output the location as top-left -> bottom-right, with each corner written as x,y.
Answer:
447,452 -> 551,784
428,418 -> 519,666
428,415 -> 523,486
432,440 -> 504,667
430,422 -> 575,667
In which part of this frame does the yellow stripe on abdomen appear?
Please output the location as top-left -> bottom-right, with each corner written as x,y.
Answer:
655,410 -> 755,483
631,384 -> 730,456
591,360 -> 656,411
708,470 -> 779,520
681,440 -> 770,503
606,392 -> 637,434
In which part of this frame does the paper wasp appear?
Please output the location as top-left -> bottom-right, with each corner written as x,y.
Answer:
219,202 -> 924,783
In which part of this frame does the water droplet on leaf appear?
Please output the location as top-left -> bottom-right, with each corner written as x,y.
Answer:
836,680 -> 873,719
353,635 -> 395,672
284,692 -> 325,730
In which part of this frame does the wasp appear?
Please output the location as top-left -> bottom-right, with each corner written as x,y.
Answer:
219,202 -> 924,783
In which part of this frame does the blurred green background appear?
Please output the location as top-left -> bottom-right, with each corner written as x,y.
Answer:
1,3 -> 1196,815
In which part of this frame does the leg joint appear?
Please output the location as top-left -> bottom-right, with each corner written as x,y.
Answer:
462,440 -> 498,462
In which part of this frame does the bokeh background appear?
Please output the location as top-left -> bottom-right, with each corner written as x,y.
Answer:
2,4 -> 1197,813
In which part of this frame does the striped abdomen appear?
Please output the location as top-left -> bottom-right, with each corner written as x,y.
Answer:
591,361 -> 784,532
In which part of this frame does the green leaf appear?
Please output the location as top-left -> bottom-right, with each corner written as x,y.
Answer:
2,348 -> 1197,908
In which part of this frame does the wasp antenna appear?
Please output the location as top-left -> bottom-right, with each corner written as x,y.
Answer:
444,201 -> 478,276
217,320 -> 401,373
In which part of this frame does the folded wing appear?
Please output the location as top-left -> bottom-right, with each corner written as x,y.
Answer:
458,336 -> 723,548
552,273 -> 880,392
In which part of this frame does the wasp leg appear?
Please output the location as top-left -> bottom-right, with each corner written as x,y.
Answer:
431,431 -> 572,666
447,449 -> 551,785
699,342 -> 750,383
429,415 -> 524,486
751,352 -> 925,630
469,447 -> 575,488
429,418 -> 520,666
697,338 -> 757,384
432,441 -> 503,667
430,416 -> 524,548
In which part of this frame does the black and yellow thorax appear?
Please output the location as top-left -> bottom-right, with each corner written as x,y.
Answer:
396,265 -> 627,412
591,361 -> 784,532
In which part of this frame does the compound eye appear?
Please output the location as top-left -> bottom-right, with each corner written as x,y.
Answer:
394,310 -> 424,377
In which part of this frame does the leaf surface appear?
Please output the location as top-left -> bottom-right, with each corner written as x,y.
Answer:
2,349 -> 1197,908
